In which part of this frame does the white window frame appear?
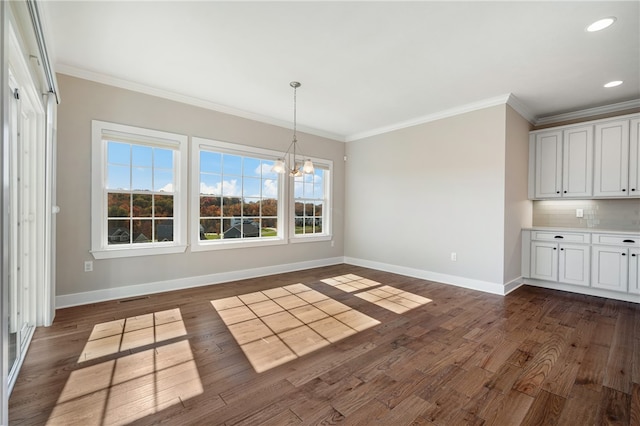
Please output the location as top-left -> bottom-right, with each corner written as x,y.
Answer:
191,137 -> 286,251
290,157 -> 333,243
91,120 -> 188,259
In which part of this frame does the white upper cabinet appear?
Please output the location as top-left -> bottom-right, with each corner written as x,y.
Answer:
594,119 -> 630,197
534,131 -> 563,198
562,125 -> 593,197
629,118 -> 640,195
530,113 -> 639,199
532,126 -> 593,198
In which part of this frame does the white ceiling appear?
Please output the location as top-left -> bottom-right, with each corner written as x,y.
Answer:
41,1 -> 640,141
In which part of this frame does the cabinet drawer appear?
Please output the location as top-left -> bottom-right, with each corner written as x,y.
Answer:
592,234 -> 640,247
531,231 -> 590,243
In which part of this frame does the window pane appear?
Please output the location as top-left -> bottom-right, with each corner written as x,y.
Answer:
223,198 -> 241,217
132,194 -> 153,218
154,195 -> 173,217
243,178 -> 261,197
262,198 -> 277,217
108,219 -> 131,244
242,219 -> 260,238
132,220 -> 152,243
154,169 -> 174,192
263,178 -> 278,198
154,148 -> 173,169
316,218 -> 323,233
132,145 -> 152,167
222,178 -> 240,196
107,165 -> 130,190
261,160 -> 277,179
200,219 -> 221,240
222,218 -> 238,238
108,193 -> 130,218
294,181 -> 303,198
200,196 -> 221,217
107,142 -> 130,166
294,202 -> 303,217
243,198 -> 261,216
200,173 -> 222,195
200,151 -> 221,173
314,202 -> 323,216
132,167 -> 152,191
222,154 -> 242,176
243,157 -> 261,177
261,218 -> 277,237
155,219 -> 173,242
304,182 -> 314,198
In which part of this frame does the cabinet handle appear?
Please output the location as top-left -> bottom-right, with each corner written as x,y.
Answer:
622,189 -> 626,192
632,188 -> 636,191
623,240 -> 635,243
563,190 -> 567,193
560,248 -> 564,251
553,247 -> 557,250
556,191 -> 560,194
554,236 -> 564,239
632,254 -> 637,257
622,253 -> 626,256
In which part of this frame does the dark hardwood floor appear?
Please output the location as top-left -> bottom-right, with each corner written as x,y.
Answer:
8,264 -> 640,425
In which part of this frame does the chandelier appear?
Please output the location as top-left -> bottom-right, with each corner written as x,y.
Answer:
272,81 -> 314,177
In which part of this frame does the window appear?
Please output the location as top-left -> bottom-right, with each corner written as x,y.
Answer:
91,121 -> 188,259
191,137 -> 285,250
292,163 -> 332,241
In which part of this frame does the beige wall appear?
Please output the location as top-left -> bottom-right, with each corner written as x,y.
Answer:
503,105 -> 533,283
344,105 -> 524,288
55,74 -> 345,298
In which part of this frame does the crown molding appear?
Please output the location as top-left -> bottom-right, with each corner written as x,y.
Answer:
506,94 -> 535,123
55,64 -> 346,142
534,99 -> 640,126
345,94 -> 515,142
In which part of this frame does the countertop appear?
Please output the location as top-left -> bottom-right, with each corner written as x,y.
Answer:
523,226 -> 640,236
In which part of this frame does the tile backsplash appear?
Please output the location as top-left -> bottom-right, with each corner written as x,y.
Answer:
532,199 -> 640,231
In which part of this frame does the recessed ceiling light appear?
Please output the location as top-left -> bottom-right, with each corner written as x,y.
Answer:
604,80 -> 623,88
586,17 -> 616,32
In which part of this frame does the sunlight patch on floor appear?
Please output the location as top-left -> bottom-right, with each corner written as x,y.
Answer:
50,309 -> 202,426
322,274 -> 432,313
211,283 -> 380,373
78,308 -> 186,362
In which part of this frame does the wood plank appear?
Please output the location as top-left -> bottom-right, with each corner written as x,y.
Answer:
595,386 -> 631,426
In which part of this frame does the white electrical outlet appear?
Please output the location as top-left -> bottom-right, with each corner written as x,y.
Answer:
576,208 -> 584,218
451,252 -> 457,262
84,261 -> 93,272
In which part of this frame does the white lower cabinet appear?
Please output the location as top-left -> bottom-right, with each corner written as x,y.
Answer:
559,244 -> 590,287
630,249 -> 640,295
591,246 -> 628,292
530,241 -> 589,286
523,230 -> 639,302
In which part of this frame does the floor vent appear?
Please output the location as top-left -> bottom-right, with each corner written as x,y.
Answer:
118,296 -> 150,303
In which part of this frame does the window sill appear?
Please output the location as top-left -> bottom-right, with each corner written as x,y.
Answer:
190,237 -> 287,252
91,244 -> 188,260
290,234 -> 332,243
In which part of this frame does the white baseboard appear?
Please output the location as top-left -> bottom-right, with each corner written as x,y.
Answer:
504,276 -> 524,295
344,256 -> 513,296
56,256 -> 345,308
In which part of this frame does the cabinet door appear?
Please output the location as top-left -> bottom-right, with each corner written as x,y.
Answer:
562,126 -> 593,197
535,131 -> 563,198
629,248 -> 640,295
531,241 -> 558,281
591,246 -> 628,292
594,120 -> 630,196
629,118 -> 640,195
558,244 -> 590,286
